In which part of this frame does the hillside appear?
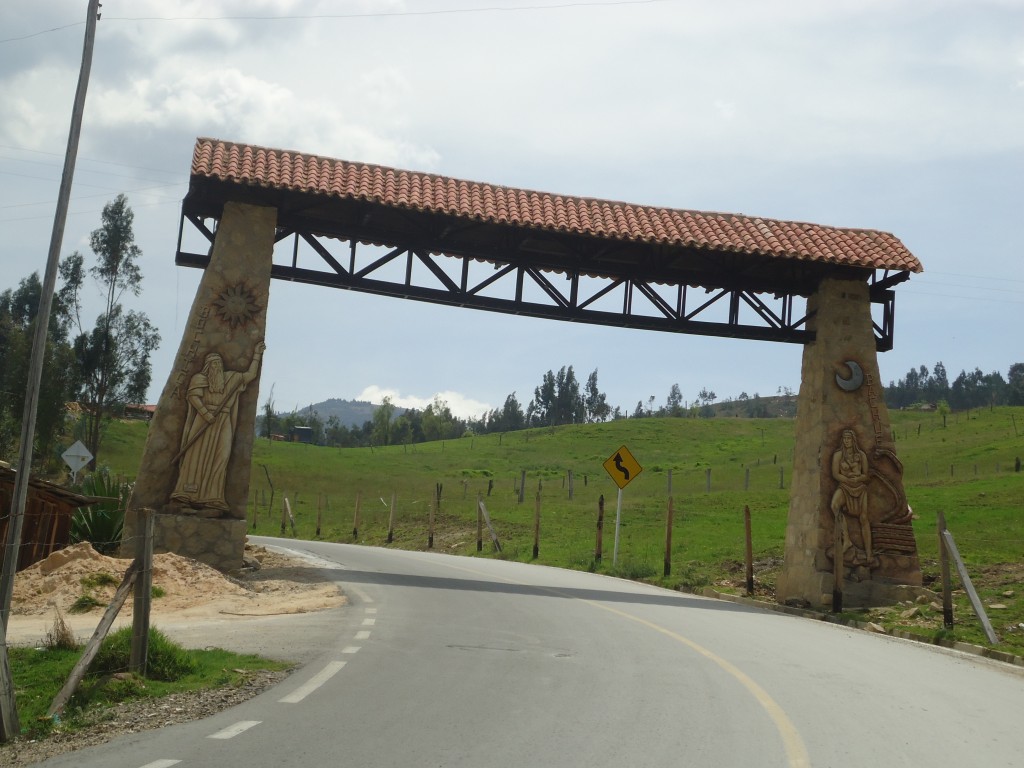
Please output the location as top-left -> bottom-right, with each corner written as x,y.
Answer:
285,398 -> 378,427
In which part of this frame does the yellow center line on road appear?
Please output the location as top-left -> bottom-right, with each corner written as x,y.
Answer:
429,558 -> 812,768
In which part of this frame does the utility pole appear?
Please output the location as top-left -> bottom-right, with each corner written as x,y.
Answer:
0,0 -> 102,742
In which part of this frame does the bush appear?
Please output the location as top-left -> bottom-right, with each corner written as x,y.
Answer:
71,470 -> 131,554
92,626 -> 198,682
43,612 -> 79,651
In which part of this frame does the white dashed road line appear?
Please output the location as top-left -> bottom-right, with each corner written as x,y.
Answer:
361,617 -> 376,626
208,720 -> 262,740
138,761 -> 181,768
355,630 -> 371,640
342,646 -> 361,654
365,607 -> 378,614
279,661 -> 347,704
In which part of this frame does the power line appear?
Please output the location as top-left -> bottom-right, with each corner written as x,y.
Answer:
0,144 -> 180,177
0,183 -> 183,212
0,0 -> 669,44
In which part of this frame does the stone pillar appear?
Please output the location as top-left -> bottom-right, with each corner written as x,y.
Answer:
123,202 -> 277,571
777,277 -> 921,608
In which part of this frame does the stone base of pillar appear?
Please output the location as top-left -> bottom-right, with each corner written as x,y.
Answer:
122,507 -> 248,572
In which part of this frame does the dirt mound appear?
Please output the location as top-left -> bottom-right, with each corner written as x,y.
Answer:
12,542 -> 252,616
7,541 -> 346,644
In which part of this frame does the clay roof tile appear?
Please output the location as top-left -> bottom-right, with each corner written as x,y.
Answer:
189,138 -> 922,273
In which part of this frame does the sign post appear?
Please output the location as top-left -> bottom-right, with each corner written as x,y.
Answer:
62,440 -> 93,484
602,445 -> 643,566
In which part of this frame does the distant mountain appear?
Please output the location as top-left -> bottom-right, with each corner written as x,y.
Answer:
307,398 -> 378,427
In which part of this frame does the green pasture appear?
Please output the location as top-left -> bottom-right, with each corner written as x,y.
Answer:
100,406 -> 1024,650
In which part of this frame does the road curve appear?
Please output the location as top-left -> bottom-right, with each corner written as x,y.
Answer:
36,538 -> 1024,768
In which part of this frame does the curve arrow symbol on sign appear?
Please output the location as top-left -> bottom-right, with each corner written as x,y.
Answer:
613,453 -> 630,481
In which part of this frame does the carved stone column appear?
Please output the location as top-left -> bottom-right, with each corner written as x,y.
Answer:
123,202 -> 277,570
777,277 -> 922,608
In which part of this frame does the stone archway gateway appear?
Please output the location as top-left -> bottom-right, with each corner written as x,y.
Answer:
124,138 -> 923,608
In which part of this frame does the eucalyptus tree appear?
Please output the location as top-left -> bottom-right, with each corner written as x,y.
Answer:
61,195 -> 160,466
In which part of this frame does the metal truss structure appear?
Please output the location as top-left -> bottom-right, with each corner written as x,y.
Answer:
176,191 -> 906,351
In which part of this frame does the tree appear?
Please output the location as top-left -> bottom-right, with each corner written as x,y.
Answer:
372,396 -> 396,446
1008,363 -> 1024,406
666,383 -> 684,417
489,391 -> 526,432
0,273 -> 78,467
422,396 -> 462,441
261,384 -> 276,440
528,366 -> 586,427
62,195 -> 161,465
584,369 -> 610,423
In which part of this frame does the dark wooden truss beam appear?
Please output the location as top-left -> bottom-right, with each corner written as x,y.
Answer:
176,191 -> 900,349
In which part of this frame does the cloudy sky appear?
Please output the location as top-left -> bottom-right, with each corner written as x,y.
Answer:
2,0 -> 1022,420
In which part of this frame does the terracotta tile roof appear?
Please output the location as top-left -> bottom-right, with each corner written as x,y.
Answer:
191,138 -> 922,273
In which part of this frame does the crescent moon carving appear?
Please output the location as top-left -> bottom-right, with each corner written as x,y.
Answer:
835,360 -> 864,392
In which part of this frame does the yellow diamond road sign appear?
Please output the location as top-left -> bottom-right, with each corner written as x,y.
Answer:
603,445 -> 643,490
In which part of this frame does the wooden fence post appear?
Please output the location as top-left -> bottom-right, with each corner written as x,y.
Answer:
833,506 -> 844,613
477,497 -> 502,552
664,496 -> 674,577
387,492 -> 396,544
705,467 -> 711,493
252,490 -> 258,529
744,505 -> 754,595
284,498 -> 297,536
476,492 -> 484,552
316,494 -> 323,538
49,560 -> 140,718
430,483 -> 440,549
595,494 -> 605,562
533,490 -> 541,559
352,491 -> 361,539
519,470 -> 526,504
937,510 -> 954,629
129,508 -> 154,675
941,526 -> 999,644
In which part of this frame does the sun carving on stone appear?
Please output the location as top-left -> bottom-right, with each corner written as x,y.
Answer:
213,283 -> 260,329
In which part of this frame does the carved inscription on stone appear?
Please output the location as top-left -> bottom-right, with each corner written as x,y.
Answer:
170,341 -> 266,516
171,305 -> 212,399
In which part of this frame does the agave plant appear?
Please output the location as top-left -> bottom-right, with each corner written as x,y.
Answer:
70,469 -> 132,555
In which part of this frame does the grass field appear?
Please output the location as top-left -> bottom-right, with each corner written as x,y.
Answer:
98,406 -> 1024,652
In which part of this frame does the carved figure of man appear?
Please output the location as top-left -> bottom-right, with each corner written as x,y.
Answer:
831,429 -> 872,559
171,342 -> 266,512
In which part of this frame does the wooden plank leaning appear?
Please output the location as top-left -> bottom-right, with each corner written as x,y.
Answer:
940,529 -> 999,645
48,559 -> 141,717
477,498 -> 502,553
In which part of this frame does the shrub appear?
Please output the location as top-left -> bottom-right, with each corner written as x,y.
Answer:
71,470 -> 132,554
93,626 -> 198,682
43,612 -> 79,651
69,594 -> 103,613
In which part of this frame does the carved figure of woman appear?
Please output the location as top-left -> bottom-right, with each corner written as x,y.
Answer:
830,429 -> 872,559
171,342 -> 265,512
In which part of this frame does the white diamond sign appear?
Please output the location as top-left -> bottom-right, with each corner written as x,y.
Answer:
62,440 -> 93,477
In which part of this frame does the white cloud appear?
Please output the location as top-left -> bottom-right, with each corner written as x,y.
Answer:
85,61 -> 439,169
0,65 -> 76,149
355,386 -> 492,420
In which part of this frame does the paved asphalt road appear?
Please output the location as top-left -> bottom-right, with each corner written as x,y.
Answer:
35,537 -> 1024,767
